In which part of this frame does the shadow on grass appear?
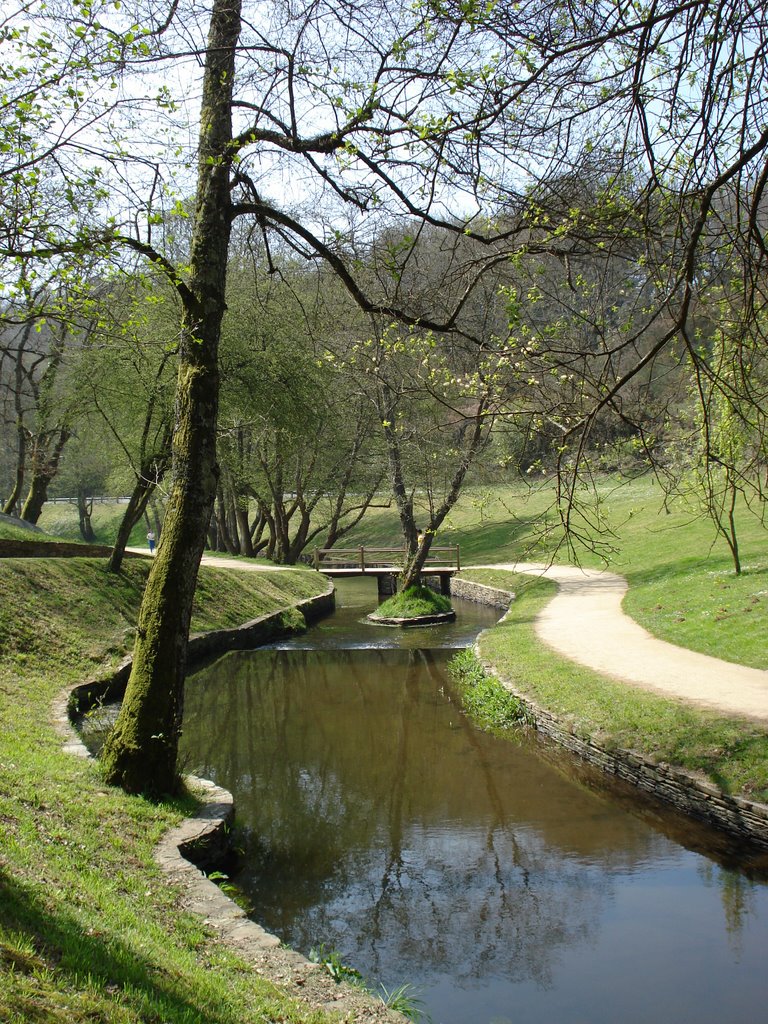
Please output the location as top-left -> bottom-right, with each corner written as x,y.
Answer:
0,866 -> 225,1024
450,513 -> 548,563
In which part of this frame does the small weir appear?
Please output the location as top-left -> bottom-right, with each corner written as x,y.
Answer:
180,578 -> 768,1024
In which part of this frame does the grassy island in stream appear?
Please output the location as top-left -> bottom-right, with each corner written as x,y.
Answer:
0,545 -> 400,1024
373,585 -> 453,619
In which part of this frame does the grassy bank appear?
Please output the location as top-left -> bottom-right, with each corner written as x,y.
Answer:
454,568 -> 768,804
373,585 -> 452,619
0,554 -> 361,1024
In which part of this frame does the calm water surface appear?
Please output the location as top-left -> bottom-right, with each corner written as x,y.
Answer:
181,578 -> 768,1024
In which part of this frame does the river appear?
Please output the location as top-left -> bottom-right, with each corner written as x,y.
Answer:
179,577 -> 768,1024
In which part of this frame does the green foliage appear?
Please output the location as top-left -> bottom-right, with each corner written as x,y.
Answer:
308,947 -> 428,1022
375,585 -> 452,618
448,648 -> 531,731
308,944 -> 363,985
379,982 -> 430,1022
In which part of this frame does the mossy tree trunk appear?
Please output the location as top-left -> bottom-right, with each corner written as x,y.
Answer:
382,418 -> 426,589
100,0 -> 242,796
20,428 -> 70,524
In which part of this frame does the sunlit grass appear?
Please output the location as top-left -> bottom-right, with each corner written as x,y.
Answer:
347,476 -> 768,668
0,558 -> 340,1024
374,585 -> 452,618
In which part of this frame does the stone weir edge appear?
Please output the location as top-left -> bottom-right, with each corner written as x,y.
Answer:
451,575 -> 768,851
52,580 -> 409,1021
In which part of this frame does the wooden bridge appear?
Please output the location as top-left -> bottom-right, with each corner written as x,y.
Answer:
313,545 -> 460,598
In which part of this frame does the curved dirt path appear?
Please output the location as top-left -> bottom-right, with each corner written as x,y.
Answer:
478,562 -> 768,724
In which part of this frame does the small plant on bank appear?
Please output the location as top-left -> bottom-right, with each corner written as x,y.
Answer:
448,648 -> 532,731
375,585 -> 452,619
309,944 -> 364,985
379,982 -> 431,1022
308,946 -> 429,1023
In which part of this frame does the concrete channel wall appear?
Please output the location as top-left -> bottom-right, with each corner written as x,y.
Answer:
0,538 -> 145,558
452,575 -> 768,851
449,576 -> 515,609
65,582 -> 335,716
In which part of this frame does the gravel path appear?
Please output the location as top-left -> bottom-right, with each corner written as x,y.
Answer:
480,562 -> 768,723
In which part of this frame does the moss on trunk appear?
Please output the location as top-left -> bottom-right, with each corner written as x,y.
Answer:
100,0 -> 242,796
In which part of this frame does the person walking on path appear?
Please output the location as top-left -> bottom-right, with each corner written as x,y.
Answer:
147,530 -> 156,554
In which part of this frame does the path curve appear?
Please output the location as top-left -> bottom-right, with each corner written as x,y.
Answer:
475,562 -> 768,724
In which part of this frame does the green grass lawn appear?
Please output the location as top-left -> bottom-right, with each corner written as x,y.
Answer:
373,585 -> 452,618
37,501 -> 151,548
0,556 -> 350,1024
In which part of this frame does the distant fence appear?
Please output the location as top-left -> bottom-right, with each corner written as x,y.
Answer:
46,496 -> 132,504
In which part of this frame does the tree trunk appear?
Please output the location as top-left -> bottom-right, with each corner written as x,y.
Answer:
108,474 -> 159,573
214,482 -> 238,553
381,418 -> 421,587
20,429 -> 70,523
400,536 -> 432,590
225,487 -> 241,554
3,320 -> 35,516
2,423 -> 26,516
388,398 -> 491,591
235,497 -> 254,557
100,0 -> 241,796
77,489 -> 96,542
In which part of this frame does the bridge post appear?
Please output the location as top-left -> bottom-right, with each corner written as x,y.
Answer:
377,573 -> 397,601
359,546 -> 365,572
314,548 -> 320,571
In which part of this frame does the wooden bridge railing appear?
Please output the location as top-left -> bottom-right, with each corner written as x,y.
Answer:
314,545 -> 460,572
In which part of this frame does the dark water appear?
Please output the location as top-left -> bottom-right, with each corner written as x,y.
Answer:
180,578 -> 768,1024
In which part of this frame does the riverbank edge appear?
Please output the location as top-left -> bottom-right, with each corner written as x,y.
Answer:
450,575 -> 768,850
52,577 -> 409,1024
449,576 -> 515,609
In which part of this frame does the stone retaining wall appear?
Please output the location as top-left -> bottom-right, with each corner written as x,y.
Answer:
461,577 -> 768,850
66,581 -> 335,717
450,576 -> 514,609
479,658 -> 768,849
0,538 -> 144,558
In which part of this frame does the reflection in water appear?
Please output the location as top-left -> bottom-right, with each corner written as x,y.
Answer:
180,581 -> 768,1024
